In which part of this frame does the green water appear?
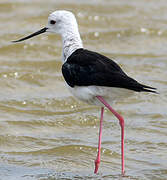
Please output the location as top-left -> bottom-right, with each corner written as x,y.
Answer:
0,0 -> 167,179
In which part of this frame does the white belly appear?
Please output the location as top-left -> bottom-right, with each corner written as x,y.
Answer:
67,84 -> 134,106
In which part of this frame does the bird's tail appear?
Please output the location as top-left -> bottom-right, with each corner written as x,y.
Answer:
139,84 -> 157,94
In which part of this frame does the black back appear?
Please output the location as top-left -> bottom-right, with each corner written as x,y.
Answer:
62,49 -> 156,93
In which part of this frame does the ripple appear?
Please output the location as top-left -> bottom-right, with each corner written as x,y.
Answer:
0,0 -> 167,179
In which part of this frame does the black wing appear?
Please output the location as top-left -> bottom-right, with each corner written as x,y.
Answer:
62,49 -> 156,93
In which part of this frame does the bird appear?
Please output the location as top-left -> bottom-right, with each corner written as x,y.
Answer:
12,10 -> 157,176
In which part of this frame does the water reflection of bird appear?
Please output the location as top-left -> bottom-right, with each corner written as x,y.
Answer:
13,10 -> 157,176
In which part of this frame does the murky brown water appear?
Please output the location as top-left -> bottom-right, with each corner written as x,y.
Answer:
0,0 -> 167,179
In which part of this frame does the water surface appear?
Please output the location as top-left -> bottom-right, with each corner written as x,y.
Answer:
0,0 -> 167,179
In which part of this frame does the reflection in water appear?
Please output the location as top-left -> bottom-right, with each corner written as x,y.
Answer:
0,0 -> 167,179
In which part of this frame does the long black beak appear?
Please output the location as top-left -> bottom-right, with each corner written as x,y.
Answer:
12,27 -> 48,43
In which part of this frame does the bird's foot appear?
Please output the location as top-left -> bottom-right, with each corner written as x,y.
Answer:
94,159 -> 100,174
122,170 -> 125,177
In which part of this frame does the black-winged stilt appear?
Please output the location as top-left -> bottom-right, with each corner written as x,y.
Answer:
12,10 -> 157,176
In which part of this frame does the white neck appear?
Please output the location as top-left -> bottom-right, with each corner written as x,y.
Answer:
61,26 -> 83,62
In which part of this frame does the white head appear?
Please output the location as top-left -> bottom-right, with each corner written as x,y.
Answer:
47,10 -> 79,35
13,10 -> 83,62
13,10 -> 80,42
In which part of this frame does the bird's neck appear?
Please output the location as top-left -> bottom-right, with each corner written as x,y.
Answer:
61,29 -> 83,62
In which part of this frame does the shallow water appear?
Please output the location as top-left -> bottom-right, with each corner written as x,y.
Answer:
0,0 -> 167,179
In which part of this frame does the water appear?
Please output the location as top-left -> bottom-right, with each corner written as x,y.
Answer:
0,0 -> 167,179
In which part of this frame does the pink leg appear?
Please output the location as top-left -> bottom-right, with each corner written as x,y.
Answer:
96,96 -> 125,176
94,107 -> 104,174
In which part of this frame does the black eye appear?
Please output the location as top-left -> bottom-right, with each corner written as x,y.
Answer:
50,20 -> 56,25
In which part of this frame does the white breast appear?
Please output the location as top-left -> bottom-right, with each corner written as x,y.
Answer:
67,84 -> 134,106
